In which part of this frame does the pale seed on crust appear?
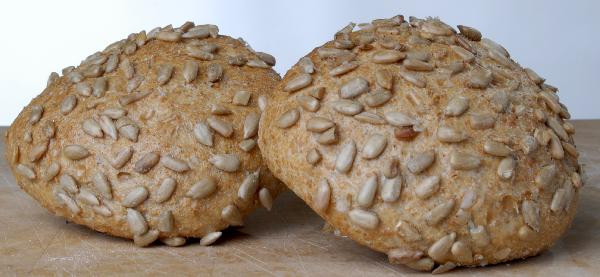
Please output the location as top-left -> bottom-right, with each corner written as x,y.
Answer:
161,155 -> 190,172
59,174 -> 78,194
246,59 -> 270,68
29,142 -> 48,162
200,232 -> 223,246
433,262 -> 457,274
437,126 -> 467,143
563,122 -> 576,134
92,172 -> 112,200
161,237 -> 186,247
547,117 -> 569,141
522,200 -> 540,232
457,25 -> 481,41
406,258 -> 434,272
111,147 -> 133,169
536,164 -> 557,188
314,178 -> 331,213
518,225 -> 536,241
158,210 -> 174,232
239,139 -> 256,152
450,45 -> 475,62
156,177 -> 177,203
388,248 -> 423,265
362,134 -> 387,159
63,145 -> 90,160
193,122 -> 214,147
221,204 -> 243,226
93,205 -> 112,217
233,91 -> 251,106
354,112 -> 386,125
383,158 -> 399,178
76,83 -> 91,97
426,199 -> 455,226
134,152 -> 160,174
57,193 -> 80,214
451,241 -> 473,263
364,89 -> 392,107
209,154 -> 240,172
258,95 -> 268,111
381,176 -> 402,203
206,63 -> 223,82
329,61 -> 359,76
238,171 -> 260,202
335,140 -> 357,173
469,114 -> 495,130
284,73 -> 312,93
99,115 -> 118,140
357,175 -> 378,208
449,151 -> 481,170
157,31 -> 181,42
43,162 -> 60,181
127,208 -> 148,236
307,117 -> 334,133
395,220 -> 422,242
186,45 -> 214,60
331,100 -> 363,116
297,95 -> 320,112
470,224 -> 490,247
122,186 -> 149,208
525,68 -> 545,85
548,131 -> 565,159
183,61 -> 199,83
16,164 -> 36,180
497,157 -> 516,180
259,188 -> 273,211
385,112 -> 415,127
76,188 -> 100,206
403,58 -> 434,71
372,50 -> 406,64
375,69 -> 393,90
317,127 -> 338,145
92,77 -> 107,97
407,150 -> 435,174
126,75 -> 144,93
428,232 -> 456,262
466,69 -> 492,89
134,230 -> 159,247
243,112 -> 260,139
306,148 -> 322,165
60,95 -> 77,115
550,188 -> 567,213
118,90 -> 152,106
276,108 -> 300,128
207,117 -> 234,137
398,69 -> 426,88
572,172 -> 583,188
82,118 -> 103,138
444,96 -> 469,117
483,141 -> 512,156
156,64 -> 174,85
415,176 -> 440,200
298,57 -> 314,74
348,209 -> 379,229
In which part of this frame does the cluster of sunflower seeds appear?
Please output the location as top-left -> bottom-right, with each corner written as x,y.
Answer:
269,14 -> 580,273
9,21 -> 280,249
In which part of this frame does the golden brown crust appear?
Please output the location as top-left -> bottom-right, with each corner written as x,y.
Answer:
5,23 -> 283,246
259,16 -> 581,271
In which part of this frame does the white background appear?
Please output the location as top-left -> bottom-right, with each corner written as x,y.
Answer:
1,0 -> 598,125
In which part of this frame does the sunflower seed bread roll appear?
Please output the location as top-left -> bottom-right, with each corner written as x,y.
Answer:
258,15 -> 581,272
5,22 -> 283,247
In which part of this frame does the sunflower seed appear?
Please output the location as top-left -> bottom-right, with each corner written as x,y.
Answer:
41,121 -> 56,139
349,209 -> 379,229
254,52 -> 275,66
232,91 -> 251,106
207,116 -> 234,137
119,90 -> 152,106
362,134 -> 387,159
385,112 -> 415,127
133,229 -> 159,247
562,141 -> 578,158
16,164 -> 36,180
428,232 -> 456,262
381,175 -> 402,202
523,68 -> 545,85
122,187 -> 149,208
372,50 -> 406,64
357,175 -> 378,208
182,28 -> 210,39
117,124 -> 139,143
317,127 -> 338,145
407,150 -> 435,174
135,30 -> 147,46
134,152 -> 160,174
388,248 -> 423,265
59,95 -> 77,115
491,91 -> 510,113
449,241 -> 474,264
221,204 -> 243,226
375,69 -> 393,90
290,59 -> 312,78
550,188 -> 567,213
161,155 -> 190,172
181,60 -> 199,83
148,178 -> 174,203
156,210 -> 174,233
67,71 -> 83,83
210,104 -> 232,116
517,225 -> 535,242
456,25 -> 481,41
59,174 -> 78,194
95,115 -> 117,140
63,145 -> 90,160
415,176 -> 440,200
437,126 -> 467,143
317,47 -> 351,58
126,75 -> 144,93
209,154 -> 240,172
334,37 -> 355,49
329,61 -> 359,76
426,199 -> 455,226
547,117 -> 568,141
154,63 -> 174,85
284,73 -> 312,93
469,114 -> 495,130
207,63 -> 223,82
247,58 -> 270,68
238,112 -> 260,140
258,95 -> 268,111
43,162 -> 60,181
562,122 -> 575,134
497,157 -> 516,180
331,100 -> 363,116
92,205 -> 112,217
121,58 -> 135,80
91,171 -> 112,200
276,108 -> 300,128
57,192 -> 80,214
354,112 -> 386,125
336,140 -> 356,173
306,117 -> 334,133
159,237 -> 185,247
483,141 -> 512,156
75,82 -> 91,97
157,31 -> 181,42
482,38 -> 509,58
259,188 -> 273,211
237,139 -> 255,152
238,171 -> 260,201
549,131 -> 564,159
444,96 -> 469,117
186,45 -> 214,60
304,148 -> 322,166
28,142 -> 48,162
82,64 -> 104,78
11,147 -> 20,164
405,257 -> 434,272
398,69 -> 426,88
534,128 -> 551,146
535,164 -> 557,188
450,151 -> 480,170
403,58 -> 434,71
111,147 -> 133,169
572,172 -> 583,188
297,95 -> 320,112
104,54 -> 119,73
76,188 -> 100,206
91,77 -> 107,97
196,231 -> 223,247
190,122 -> 214,147
311,178 -> 332,213
379,159 -> 399,179
123,41 -> 137,55
47,72 -> 59,87
522,200 -> 540,232
466,69 -> 492,89
364,89 -> 392,107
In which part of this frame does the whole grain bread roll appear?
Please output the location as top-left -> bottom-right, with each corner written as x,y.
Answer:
258,15 -> 582,272
5,22 -> 283,247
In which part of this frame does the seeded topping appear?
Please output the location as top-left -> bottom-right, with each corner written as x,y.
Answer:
122,186 -> 149,208
276,108 -> 300,128
284,74 -> 312,93
348,209 -> 379,229
207,117 -> 234,137
335,140 -> 357,173
209,154 -> 240,172
186,177 -> 217,199
362,134 -> 387,159
134,152 -> 160,174
340,77 -> 369,99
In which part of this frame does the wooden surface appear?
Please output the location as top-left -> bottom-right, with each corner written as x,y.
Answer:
1,121 -> 599,276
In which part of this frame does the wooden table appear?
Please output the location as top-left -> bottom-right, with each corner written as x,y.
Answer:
1,121 -> 599,276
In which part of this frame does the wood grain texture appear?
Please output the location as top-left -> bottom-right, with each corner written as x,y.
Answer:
1,121 -> 599,276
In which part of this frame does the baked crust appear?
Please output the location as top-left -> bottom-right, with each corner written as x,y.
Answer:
5,22 -> 283,246
259,15 -> 581,271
